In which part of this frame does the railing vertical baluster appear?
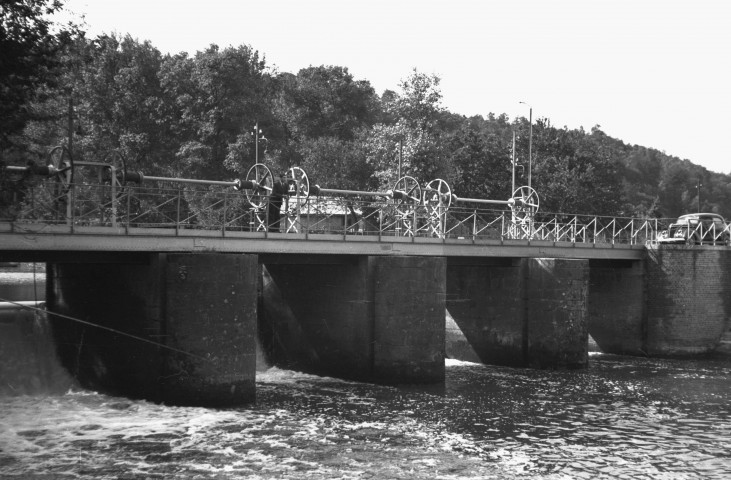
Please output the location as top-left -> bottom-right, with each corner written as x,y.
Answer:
126,187 -> 131,233
222,192 -> 227,237
631,219 -> 635,245
473,209 -> 477,240
69,184 -> 75,232
413,204 -> 418,239
110,167 -> 117,228
176,187 -> 181,236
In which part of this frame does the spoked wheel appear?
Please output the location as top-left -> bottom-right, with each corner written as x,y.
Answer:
511,185 -> 539,221
286,166 -> 310,209
47,145 -> 74,195
243,163 -> 273,209
392,175 -> 422,216
423,178 -> 452,213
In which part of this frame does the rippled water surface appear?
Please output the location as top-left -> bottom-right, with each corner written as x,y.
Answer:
2,353 -> 730,479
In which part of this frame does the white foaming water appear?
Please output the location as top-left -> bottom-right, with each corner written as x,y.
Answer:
2,297 -> 731,479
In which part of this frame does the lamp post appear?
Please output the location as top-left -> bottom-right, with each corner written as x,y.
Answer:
251,122 -> 267,163
519,101 -> 533,190
696,178 -> 702,212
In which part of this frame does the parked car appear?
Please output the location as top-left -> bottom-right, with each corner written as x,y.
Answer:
657,213 -> 730,245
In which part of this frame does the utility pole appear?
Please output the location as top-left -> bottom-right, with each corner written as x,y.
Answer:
511,130 -> 516,193
519,101 -> 533,190
696,178 -> 702,212
252,122 -> 260,162
398,138 -> 403,180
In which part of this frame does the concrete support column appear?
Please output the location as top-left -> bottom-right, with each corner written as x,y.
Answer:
447,257 -> 589,369
525,258 -> 588,369
261,255 -> 445,384
370,256 -> 445,382
46,253 -> 258,406
162,253 -> 258,406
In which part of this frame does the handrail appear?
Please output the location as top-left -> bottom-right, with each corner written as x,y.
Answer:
2,179 -> 728,246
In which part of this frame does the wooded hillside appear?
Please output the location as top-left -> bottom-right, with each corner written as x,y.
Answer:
3,1 -> 730,220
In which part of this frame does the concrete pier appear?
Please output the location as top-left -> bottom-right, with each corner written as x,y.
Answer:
46,253 -> 258,406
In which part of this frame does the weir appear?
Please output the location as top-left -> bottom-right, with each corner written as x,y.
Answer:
1,245 -> 730,407
2,153 -> 730,407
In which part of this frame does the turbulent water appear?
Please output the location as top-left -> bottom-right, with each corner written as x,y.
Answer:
1,270 -> 730,479
1,353 -> 730,479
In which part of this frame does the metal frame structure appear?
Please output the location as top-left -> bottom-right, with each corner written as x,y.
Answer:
2,147 -> 729,247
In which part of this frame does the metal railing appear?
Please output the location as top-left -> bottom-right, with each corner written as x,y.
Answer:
2,179 -> 712,246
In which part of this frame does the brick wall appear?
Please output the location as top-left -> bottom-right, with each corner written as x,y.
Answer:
645,246 -> 731,355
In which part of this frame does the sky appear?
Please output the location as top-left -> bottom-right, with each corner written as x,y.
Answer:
60,0 -> 731,173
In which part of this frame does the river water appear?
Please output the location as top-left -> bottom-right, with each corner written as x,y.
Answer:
1,271 -> 731,479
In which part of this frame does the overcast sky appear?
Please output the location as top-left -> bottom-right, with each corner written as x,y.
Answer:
62,0 -> 731,174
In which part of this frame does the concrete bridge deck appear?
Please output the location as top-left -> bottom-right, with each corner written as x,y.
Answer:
0,223 -> 645,260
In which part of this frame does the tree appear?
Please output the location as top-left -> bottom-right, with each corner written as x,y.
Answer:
531,120 -> 622,216
364,70 -> 451,189
273,65 -> 378,142
0,0 -> 76,151
68,35 -> 168,172
449,123 -> 513,201
160,44 -> 270,179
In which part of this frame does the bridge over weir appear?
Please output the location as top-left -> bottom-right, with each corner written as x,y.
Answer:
2,158 -> 730,407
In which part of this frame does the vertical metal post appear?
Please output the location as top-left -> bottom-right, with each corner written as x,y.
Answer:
126,186 -> 131,232
472,209 -> 477,239
264,200 -> 269,238
441,205 -> 446,241
176,187 -> 181,236
254,121 -> 259,163
398,138 -> 403,180
222,193 -> 227,237
631,219 -> 635,245
67,96 -> 74,227
519,101 -> 533,190
69,183 -> 75,232
612,218 -> 616,244
412,205 -> 418,238
696,178 -> 702,212
528,107 -> 532,190
110,166 -> 117,228
511,130 -> 516,194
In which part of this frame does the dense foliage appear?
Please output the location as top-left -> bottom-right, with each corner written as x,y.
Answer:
3,0 -> 730,220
